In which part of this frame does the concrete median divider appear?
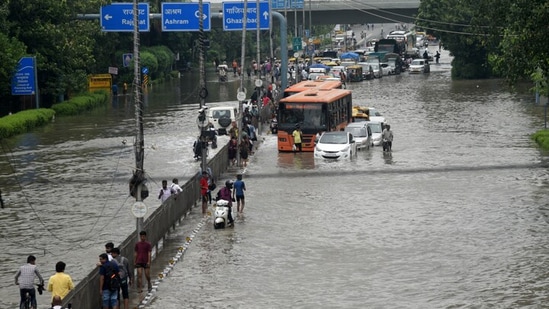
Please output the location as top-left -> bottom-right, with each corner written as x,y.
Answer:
61,145 -> 229,309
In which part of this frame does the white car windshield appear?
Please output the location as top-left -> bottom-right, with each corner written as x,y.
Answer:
319,134 -> 349,144
346,127 -> 366,137
368,123 -> 382,133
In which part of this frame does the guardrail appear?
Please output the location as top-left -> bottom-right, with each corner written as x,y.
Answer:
61,145 -> 229,309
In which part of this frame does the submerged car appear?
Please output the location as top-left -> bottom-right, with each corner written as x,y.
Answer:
314,131 -> 358,159
344,122 -> 371,150
409,59 -> 430,74
369,63 -> 383,78
366,121 -> 383,146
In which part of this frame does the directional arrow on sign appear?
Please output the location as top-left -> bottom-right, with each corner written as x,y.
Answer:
162,3 -> 211,32
100,3 -> 150,32
195,10 -> 208,20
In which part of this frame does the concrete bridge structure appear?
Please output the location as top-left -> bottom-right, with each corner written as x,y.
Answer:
208,0 -> 420,27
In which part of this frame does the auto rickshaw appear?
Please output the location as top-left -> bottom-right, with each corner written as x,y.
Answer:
346,65 -> 363,82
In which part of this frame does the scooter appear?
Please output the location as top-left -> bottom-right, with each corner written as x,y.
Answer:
213,199 -> 233,229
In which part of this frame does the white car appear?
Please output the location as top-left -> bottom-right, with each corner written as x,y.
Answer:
366,121 -> 383,146
344,122 -> 371,150
409,59 -> 430,74
314,131 -> 358,159
369,63 -> 383,78
208,106 -> 237,135
366,107 -> 386,126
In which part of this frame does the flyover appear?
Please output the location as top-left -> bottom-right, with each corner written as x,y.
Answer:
208,0 -> 420,26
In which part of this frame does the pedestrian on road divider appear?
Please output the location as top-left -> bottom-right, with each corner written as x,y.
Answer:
134,231 -> 152,293
158,180 -> 171,204
112,247 -> 132,309
200,171 -> 209,215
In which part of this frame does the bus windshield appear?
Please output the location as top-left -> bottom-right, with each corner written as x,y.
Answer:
279,104 -> 325,127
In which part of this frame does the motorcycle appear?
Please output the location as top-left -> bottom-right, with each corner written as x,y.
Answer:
213,199 -> 233,229
382,139 -> 392,152
193,138 -> 207,161
270,117 -> 278,134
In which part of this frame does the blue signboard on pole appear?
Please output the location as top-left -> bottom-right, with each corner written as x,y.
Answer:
100,3 -> 150,32
11,57 -> 36,96
222,2 -> 270,31
271,0 -> 303,9
162,3 -> 211,32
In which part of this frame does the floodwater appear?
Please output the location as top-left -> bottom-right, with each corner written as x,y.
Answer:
2,54 -> 549,308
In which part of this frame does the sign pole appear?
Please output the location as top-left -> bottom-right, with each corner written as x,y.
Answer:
199,0 -> 208,173
33,57 -> 40,109
236,0 -> 248,168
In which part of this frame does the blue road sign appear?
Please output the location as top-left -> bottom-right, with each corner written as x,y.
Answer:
271,0 -> 303,9
100,3 -> 150,32
123,53 -> 133,67
222,2 -> 270,31
142,67 -> 149,75
11,57 -> 36,96
162,3 -> 211,32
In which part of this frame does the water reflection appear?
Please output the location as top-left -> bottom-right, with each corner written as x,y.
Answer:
383,151 -> 394,164
276,152 -> 316,169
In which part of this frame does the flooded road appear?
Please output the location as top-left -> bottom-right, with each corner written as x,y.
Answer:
2,55 -> 549,308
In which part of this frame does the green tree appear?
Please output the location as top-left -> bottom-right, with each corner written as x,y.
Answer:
7,0 -> 101,104
416,0 -> 509,79
491,0 -> 549,95
0,32 -> 26,98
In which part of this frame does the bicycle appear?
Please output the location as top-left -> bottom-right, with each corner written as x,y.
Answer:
20,283 -> 43,309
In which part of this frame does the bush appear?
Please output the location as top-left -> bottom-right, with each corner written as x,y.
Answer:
0,91 -> 109,139
0,109 -> 55,139
52,90 -> 109,116
532,130 -> 549,151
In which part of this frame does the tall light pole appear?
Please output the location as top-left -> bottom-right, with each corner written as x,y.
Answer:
309,0 -> 312,64
131,0 -> 146,236
198,0 -> 208,173
237,0 -> 248,167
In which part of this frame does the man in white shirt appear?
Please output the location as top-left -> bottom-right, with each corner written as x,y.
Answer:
15,255 -> 44,309
158,180 -> 172,204
170,178 -> 182,194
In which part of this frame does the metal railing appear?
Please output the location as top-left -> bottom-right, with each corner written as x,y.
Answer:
61,145 -> 229,309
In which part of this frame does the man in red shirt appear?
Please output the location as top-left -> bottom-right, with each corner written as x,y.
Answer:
134,231 -> 152,293
200,171 -> 209,216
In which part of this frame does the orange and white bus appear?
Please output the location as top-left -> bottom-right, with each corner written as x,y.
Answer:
277,88 -> 353,152
283,79 -> 343,98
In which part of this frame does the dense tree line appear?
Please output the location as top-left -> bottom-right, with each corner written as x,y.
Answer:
0,0 -> 283,115
416,0 -> 549,95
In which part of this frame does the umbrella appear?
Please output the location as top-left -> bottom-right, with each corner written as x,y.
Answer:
309,63 -> 331,70
339,52 -> 359,60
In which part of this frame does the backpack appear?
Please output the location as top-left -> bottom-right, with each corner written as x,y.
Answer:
104,264 -> 120,291
113,257 -> 128,280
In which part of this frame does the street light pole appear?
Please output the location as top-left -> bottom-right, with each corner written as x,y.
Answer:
131,0 -> 146,236
199,0 -> 208,173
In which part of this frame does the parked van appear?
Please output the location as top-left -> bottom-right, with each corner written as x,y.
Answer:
208,106 -> 237,135
344,122 -> 371,150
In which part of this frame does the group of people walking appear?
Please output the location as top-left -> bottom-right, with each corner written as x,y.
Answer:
16,231 -> 153,309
